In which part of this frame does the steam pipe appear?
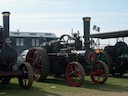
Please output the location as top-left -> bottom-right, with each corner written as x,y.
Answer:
83,17 -> 91,49
2,11 -> 10,43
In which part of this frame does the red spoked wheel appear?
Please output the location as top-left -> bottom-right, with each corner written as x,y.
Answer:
90,60 -> 109,84
26,47 -> 50,82
65,62 -> 85,87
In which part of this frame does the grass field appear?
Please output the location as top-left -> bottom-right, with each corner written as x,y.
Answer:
0,74 -> 128,96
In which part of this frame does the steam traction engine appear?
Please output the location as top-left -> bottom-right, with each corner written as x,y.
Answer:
98,41 -> 128,76
0,12 -> 33,89
26,17 -> 109,87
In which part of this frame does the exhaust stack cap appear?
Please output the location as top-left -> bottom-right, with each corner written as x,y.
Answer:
83,17 -> 91,21
2,11 -> 10,16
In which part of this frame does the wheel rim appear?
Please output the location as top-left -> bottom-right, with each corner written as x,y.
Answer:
18,62 -> 33,89
90,61 -> 109,84
26,49 -> 42,81
65,62 -> 84,87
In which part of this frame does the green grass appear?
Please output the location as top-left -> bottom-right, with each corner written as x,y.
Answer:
0,74 -> 128,96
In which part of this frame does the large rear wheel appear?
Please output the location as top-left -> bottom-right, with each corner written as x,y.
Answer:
26,47 -> 50,82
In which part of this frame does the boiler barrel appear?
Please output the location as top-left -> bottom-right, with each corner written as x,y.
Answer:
0,45 -> 18,66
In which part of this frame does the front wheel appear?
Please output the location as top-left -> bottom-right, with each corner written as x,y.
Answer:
18,62 -> 33,89
65,62 -> 85,87
90,60 -> 109,84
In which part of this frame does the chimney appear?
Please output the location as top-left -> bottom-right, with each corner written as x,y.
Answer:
82,17 -> 91,49
2,11 -> 11,44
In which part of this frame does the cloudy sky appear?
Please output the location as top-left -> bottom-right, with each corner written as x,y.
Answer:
0,0 -> 128,40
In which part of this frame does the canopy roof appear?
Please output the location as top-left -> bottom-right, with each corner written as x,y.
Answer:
90,30 -> 128,39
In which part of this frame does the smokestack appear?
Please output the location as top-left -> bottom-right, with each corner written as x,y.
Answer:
2,11 -> 10,44
83,17 -> 91,49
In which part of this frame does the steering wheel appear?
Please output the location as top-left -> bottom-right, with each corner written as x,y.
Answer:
59,34 -> 72,43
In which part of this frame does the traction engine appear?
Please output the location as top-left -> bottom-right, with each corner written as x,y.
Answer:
26,17 -> 109,87
98,41 -> 128,76
0,12 -> 33,89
